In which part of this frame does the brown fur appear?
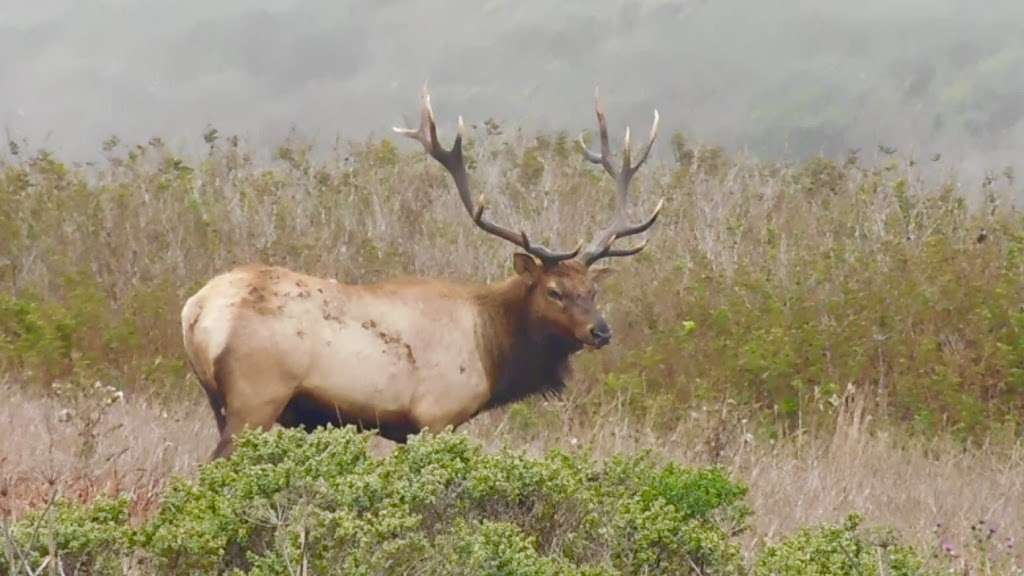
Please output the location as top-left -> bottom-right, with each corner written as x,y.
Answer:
474,275 -> 578,410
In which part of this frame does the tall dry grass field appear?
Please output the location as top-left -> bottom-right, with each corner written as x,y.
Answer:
2,128 -> 1024,572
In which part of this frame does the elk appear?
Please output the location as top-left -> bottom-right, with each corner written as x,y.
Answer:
181,87 -> 663,458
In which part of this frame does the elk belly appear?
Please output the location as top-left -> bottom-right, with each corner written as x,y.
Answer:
299,318 -> 419,425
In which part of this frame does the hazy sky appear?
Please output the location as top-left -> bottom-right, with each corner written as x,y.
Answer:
3,0 -> 1023,186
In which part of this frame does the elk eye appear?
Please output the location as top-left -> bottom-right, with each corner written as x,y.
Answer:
546,288 -> 563,302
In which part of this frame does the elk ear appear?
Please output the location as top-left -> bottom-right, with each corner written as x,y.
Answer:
589,266 -> 615,284
513,253 -> 541,280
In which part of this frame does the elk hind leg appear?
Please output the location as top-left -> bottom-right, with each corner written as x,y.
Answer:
191,359 -> 227,435
211,394 -> 293,460
209,350 -> 294,460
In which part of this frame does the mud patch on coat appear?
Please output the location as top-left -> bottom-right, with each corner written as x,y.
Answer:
240,267 -> 282,316
321,295 -> 346,326
361,320 -> 416,365
241,284 -> 277,316
293,279 -> 312,299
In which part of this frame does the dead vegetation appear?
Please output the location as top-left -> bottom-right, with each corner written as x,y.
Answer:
2,128 -> 1024,571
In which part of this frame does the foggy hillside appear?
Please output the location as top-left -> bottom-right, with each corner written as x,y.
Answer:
3,0 -> 1023,190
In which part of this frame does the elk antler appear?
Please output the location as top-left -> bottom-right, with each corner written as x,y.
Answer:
394,84 -> 581,265
577,88 -> 663,267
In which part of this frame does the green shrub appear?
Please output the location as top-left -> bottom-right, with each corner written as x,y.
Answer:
755,514 -> 933,576
140,428 -> 747,574
4,429 -> 747,574
2,497 -> 132,575
2,430 -> 945,575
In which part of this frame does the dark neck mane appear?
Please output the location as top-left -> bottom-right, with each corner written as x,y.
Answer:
474,277 -> 580,411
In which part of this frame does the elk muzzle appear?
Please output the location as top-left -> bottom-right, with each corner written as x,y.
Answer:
587,318 -> 612,348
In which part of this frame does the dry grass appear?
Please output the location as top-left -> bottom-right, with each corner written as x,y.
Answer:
736,418 -> 1024,570
0,380 -> 212,519
4,135 -> 1024,433
4,133 -> 1024,571
3,383 -> 1021,572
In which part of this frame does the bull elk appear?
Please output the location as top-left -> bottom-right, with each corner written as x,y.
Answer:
181,86 -> 663,458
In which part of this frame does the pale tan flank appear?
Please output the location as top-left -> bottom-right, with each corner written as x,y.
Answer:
181,87 -> 663,459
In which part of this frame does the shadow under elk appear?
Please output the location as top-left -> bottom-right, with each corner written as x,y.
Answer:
181,86 -> 665,458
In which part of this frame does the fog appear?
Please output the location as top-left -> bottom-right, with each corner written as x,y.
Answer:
3,0 -> 1023,188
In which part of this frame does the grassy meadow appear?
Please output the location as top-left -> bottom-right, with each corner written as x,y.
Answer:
1,127 -> 1023,573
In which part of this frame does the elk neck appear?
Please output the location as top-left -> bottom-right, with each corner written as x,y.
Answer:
472,275 -> 579,411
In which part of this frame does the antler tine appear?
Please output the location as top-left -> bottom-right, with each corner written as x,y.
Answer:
392,84 -> 438,156
618,109 -> 659,198
580,95 -> 664,267
635,110 -> 660,172
586,238 -> 650,263
395,84 -> 580,265
578,87 -> 617,179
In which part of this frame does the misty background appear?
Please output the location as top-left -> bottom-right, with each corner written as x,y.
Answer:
2,0 -> 1023,191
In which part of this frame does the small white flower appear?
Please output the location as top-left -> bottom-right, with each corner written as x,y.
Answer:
105,389 -> 125,405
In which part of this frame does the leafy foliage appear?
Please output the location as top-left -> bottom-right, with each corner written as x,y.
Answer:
755,514 -> 933,576
3,497 -> 132,574
4,428 -> 756,575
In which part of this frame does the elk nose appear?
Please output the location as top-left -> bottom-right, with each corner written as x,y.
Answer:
589,322 -> 612,347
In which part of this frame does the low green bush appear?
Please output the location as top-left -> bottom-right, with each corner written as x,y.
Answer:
1,428 -> 941,575
2,496 -> 132,574
140,427 -> 747,574
755,514 -> 932,576
4,428 -> 745,574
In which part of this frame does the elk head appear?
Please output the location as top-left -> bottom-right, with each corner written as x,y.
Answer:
395,85 -> 662,351
511,255 -> 613,349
